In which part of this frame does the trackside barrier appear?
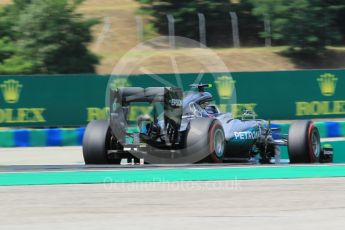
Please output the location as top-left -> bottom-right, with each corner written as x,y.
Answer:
0,121 -> 344,147
1,122 -> 345,162
0,128 -> 85,147
1,69 -> 345,127
271,121 -> 345,139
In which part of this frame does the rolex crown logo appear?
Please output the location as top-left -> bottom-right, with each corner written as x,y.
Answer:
110,78 -> 131,90
317,73 -> 337,96
215,75 -> 236,98
0,79 -> 23,104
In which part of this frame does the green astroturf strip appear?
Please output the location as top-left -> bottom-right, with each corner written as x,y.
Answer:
322,141 -> 345,163
1,165 -> 345,186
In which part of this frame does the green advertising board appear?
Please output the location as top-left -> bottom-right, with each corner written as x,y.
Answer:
0,69 -> 344,127
0,74 -> 108,127
233,70 -> 345,120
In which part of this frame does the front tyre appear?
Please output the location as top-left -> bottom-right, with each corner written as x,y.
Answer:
209,121 -> 226,163
288,120 -> 320,164
83,120 -> 121,164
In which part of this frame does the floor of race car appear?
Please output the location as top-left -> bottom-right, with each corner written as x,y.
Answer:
0,147 -> 344,229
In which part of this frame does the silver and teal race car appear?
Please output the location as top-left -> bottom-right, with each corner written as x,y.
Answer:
83,84 -> 333,164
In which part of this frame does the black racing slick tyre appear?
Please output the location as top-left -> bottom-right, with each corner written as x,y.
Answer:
186,118 -> 225,163
288,120 -> 321,164
83,120 -> 121,164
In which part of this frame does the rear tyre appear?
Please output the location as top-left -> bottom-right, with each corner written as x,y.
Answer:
83,120 -> 121,164
186,118 -> 225,163
288,120 -> 320,164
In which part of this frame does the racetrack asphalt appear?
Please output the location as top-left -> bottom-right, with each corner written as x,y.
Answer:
1,178 -> 345,230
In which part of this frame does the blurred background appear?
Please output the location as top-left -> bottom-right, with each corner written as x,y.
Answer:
1,0 -> 345,74
1,0 -> 345,154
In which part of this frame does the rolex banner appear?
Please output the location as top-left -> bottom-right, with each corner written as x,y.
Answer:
0,69 -> 344,127
0,75 -> 107,127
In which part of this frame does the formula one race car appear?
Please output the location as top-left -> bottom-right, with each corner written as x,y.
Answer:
83,84 -> 333,164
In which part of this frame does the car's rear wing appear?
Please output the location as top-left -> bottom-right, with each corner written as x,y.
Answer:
109,87 -> 183,143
